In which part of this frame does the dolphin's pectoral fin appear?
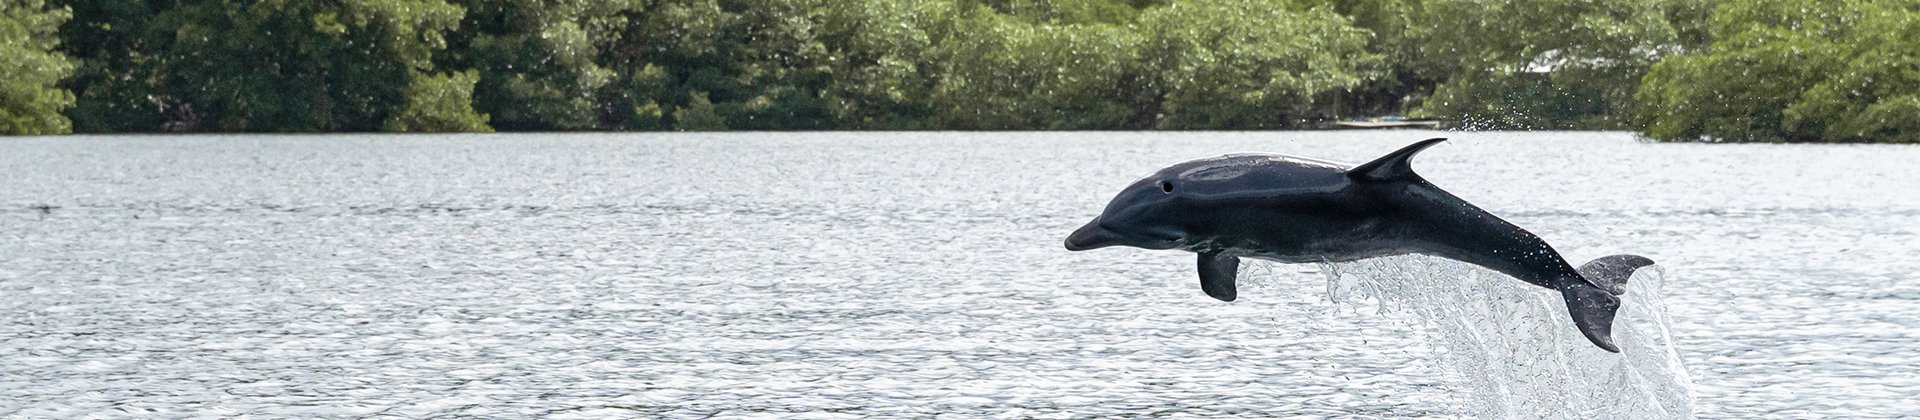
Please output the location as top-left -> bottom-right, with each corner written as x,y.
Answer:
1349,138 -> 1447,182
1576,254 -> 1655,296
1197,252 -> 1240,302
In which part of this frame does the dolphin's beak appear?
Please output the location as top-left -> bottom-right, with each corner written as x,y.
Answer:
1065,220 -> 1122,251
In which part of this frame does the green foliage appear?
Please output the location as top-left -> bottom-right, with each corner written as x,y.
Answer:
1778,3 -> 1920,143
1411,0 -> 1679,129
927,7 -> 1137,129
600,0 -> 844,130
816,0 -> 952,128
1136,0 -> 1375,128
65,0 -> 468,132
1419,73 -> 1599,130
1660,0 -> 1718,50
385,70 -> 493,132
919,0 -> 1375,129
56,0 -> 167,132
451,0 -> 632,131
966,0 -> 1140,24
1311,0 -> 1431,118
699,0 -> 838,130
673,91 -> 727,130
29,0 -> 1920,141
624,64 -> 673,130
1,0 -> 76,135
1637,0 -> 1920,142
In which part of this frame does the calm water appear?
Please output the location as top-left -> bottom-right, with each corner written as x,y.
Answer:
3,132 -> 1916,418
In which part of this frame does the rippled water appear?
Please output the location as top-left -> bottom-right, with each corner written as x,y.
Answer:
3,132 -> 1917,417
1299,257 -> 1692,418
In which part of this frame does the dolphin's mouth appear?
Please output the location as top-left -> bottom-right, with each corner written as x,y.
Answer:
1065,221 -> 1123,251
1065,220 -> 1180,251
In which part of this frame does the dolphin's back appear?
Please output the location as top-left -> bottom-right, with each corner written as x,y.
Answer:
1159,154 -> 1354,198
1154,154 -> 1376,260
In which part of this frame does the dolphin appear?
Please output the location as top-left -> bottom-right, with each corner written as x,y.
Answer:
1064,138 -> 1653,352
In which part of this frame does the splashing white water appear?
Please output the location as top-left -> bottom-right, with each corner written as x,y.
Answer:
1245,256 -> 1695,418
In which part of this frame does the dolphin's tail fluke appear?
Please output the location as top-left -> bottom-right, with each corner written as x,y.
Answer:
1578,254 -> 1655,295
1559,254 -> 1656,353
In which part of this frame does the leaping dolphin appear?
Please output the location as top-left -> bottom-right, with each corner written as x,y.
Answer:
1064,138 -> 1653,352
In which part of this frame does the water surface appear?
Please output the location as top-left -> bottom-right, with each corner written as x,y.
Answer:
2,132 -> 1916,417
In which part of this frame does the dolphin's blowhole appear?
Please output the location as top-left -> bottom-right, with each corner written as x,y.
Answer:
1160,180 -> 1175,193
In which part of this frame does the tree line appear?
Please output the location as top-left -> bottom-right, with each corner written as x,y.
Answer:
1,0 -> 1914,142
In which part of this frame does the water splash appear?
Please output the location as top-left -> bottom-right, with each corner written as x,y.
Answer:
1251,256 -> 1695,418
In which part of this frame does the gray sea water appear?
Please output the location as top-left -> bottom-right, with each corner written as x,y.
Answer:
2,132 -> 1916,418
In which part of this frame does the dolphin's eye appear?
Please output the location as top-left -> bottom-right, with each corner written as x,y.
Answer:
1160,180 -> 1175,193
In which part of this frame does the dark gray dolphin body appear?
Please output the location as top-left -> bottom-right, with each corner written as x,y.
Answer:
1065,138 -> 1653,352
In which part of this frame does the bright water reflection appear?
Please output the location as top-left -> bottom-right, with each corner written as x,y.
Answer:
1295,257 -> 1692,418
2,132 -> 1917,417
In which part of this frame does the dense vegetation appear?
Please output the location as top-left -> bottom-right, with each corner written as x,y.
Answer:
0,0 -> 1914,142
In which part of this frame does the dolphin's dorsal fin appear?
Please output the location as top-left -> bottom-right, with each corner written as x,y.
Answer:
1348,138 -> 1447,181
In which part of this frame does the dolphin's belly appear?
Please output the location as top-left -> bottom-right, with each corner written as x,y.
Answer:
1194,206 -> 1408,264
1232,244 -> 1413,265
1237,252 -> 1331,264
